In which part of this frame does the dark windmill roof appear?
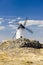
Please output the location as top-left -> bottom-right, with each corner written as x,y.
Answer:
18,24 -> 25,29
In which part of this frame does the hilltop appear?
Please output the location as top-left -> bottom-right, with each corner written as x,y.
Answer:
0,38 -> 43,65
0,38 -> 43,50
0,38 -> 43,49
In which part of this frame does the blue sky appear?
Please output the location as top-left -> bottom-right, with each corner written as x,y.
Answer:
0,0 -> 43,43
0,0 -> 43,19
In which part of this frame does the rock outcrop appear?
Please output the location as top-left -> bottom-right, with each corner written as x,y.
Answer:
0,38 -> 43,50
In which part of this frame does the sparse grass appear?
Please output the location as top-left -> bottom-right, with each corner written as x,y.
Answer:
0,48 -> 43,65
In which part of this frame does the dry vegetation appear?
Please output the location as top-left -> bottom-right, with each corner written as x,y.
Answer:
0,38 -> 43,65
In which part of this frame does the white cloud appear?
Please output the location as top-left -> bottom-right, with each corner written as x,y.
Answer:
0,18 -> 4,24
8,19 -> 43,29
38,25 -> 43,27
8,17 -> 22,25
0,22 -> 1,24
8,24 -> 17,29
8,21 -> 13,24
1,17 -> 43,27
8,19 -> 16,24
19,20 -> 24,25
17,17 -> 22,20
0,26 -> 5,30
19,20 -> 43,27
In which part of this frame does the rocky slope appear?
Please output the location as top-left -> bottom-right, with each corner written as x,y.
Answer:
0,38 -> 43,50
0,38 -> 43,65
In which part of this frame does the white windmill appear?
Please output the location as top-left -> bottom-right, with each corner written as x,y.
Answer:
12,17 -> 33,39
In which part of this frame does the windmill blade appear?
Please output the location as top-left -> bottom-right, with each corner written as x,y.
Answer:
24,17 -> 28,26
25,27 -> 33,33
12,32 -> 16,39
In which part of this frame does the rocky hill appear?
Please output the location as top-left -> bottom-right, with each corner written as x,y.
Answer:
0,38 -> 43,50
0,38 -> 43,65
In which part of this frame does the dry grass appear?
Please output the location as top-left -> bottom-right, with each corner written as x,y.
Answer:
0,48 -> 43,65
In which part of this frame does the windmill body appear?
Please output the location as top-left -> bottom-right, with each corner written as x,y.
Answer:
16,24 -> 25,39
16,28 -> 25,39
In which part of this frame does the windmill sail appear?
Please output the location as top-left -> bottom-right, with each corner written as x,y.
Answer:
12,32 -> 16,39
23,17 -> 28,26
25,27 -> 33,33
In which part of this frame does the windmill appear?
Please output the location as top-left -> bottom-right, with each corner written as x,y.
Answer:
12,17 -> 33,39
